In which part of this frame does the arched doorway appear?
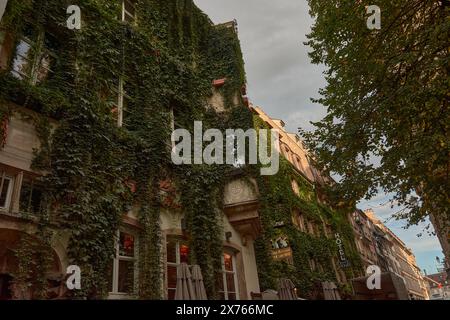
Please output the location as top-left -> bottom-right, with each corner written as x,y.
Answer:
0,228 -> 62,299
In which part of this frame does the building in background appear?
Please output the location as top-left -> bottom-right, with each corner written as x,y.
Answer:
250,105 -> 362,299
424,272 -> 450,300
350,209 -> 429,300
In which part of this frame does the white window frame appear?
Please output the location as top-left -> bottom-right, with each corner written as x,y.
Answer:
219,252 -> 239,300
117,77 -> 124,127
166,237 -> 189,299
121,0 -> 136,23
0,173 -> 14,211
110,229 -> 139,296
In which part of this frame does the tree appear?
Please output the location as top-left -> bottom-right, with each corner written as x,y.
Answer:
301,0 -> 449,230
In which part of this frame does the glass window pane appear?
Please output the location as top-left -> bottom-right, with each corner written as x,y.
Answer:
226,273 -> 236,292
124,0 -> 135,12
166,239 -> 177,263
118,260 -> 135,294
219,292 -> 226,300
22,24 -> 36,40
119,232 -> 135,257
167,265 -> 177,290
223,253 -> 233,271
168,288 -> 176,300
0,178 -> 11,208
11,40 -> 32,79
36,53 -> 52,83
19,180 -> 32,212
44,32 -> 59,52
30,185 -> 43,214
216,274 -> 224,292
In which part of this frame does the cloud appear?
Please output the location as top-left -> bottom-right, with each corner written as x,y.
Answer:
194,0 -> 444,273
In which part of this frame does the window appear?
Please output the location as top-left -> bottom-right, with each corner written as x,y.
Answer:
166,237 -> 189,300
10,24 -> 58,84
306,219 -> 317,236
292,211 -> 306,232
19,178 -> 43,215
109,78 -> 132,127
218,252 -> 239,300
110,230 -> 138,295
0,173 -> 13,210
0,274 -> 13,300
122,0 -> 136,23
294,156 -> 303,171
226,133 -> 245,168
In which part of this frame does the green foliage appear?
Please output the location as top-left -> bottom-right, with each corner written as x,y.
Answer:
302,0 -> 450,227
253,117 -> 362,298
0,0 -> 246,299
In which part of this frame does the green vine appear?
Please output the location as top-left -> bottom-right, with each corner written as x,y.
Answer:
0,0 -> 247,299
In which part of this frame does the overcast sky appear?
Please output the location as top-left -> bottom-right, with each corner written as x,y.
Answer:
194,0 -> 444,274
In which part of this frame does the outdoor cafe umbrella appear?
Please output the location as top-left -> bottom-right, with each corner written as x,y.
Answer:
278,278 -> 298,300
175,263 -> 196,300
191,265 -> 208,300
322,281 -> 341,300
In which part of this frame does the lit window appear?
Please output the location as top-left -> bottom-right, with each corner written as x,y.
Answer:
110,230 -> 138,295
0,173 -> 13,210
122,0 -> 136,23
19,178 -> 43,215
166,237 -> 190,300
218,252 -> 239,300
293,211 -> 306,232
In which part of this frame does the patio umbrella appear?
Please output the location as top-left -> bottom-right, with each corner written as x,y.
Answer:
175,263 -> 196,300
0,1 -> 8,23
191,265 -> 208,300
278,278 -> 298,300
322,281 -> 341,300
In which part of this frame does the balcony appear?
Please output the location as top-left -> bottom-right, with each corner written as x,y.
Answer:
223,177 -> 261,244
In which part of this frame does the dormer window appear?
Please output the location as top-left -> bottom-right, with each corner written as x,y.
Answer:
122,0 -> 136,23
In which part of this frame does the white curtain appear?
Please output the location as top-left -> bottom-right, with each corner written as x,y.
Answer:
0,0 -> 8,23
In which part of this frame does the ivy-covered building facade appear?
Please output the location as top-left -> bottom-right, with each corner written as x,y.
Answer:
250,106 -> 363,299
0,0 -> 364,300
0,0 -> 262,300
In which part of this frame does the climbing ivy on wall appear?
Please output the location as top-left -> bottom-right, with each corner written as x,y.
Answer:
252,116 -> 362,299
0,0 -> 247,299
